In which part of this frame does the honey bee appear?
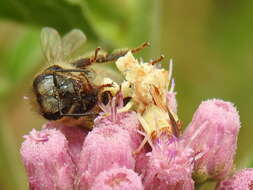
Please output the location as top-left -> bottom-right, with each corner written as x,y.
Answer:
32,27 -> 149,128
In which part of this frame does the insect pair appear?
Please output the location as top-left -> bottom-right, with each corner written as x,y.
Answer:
32,27 -> 149,125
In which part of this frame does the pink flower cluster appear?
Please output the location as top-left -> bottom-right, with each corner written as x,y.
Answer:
20,91 -> 251,190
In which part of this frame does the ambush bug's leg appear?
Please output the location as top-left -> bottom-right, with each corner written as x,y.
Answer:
133,130 -> 154,155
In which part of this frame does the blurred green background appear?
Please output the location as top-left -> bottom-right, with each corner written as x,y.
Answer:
0,0 -> 253,189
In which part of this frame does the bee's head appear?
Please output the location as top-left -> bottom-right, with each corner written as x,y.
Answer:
32,68 -> 76,120
33,73 -> 60,120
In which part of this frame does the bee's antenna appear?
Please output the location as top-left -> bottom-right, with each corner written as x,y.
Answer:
149,55 -> 165,65
91,47 -> 101,63
131,42 -> 150,54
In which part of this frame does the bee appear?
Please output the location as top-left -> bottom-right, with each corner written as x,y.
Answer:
32,27 -> 149,128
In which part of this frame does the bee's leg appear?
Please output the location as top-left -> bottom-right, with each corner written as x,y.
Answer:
51,72 -> 64,116
73,42 -> 150,68
56,96 -> 98,117
54,68 -> 88,73
57,99 -> 64,116
149,55 -> 165,65
71,47 -> 101,68
50,75 -> 65,117
96,42 -> 150,63
131,42 -> 150,54
59,112 -> 99,117
90,47 -> 101,63
51,71 -> 95,117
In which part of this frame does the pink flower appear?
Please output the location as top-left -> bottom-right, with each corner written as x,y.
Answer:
182,99 -> 241,182
43,122 -> 87,164
95,94 -> 149,175
166,91 -> 177,113
143,135 -> 195,190
166,76 -> 177,114
76,125 -> 136,189
216,168 -> 253,190
95,111 -> 142,149
20,128 -> 76,190
91,167 -> 144,190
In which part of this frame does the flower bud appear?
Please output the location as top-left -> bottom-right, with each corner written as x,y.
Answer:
216,168 -> 253,190
76,125 -> 135,189
182,99 -> 241,182
143,136 -> 195,190
91,167 -> 144,190
95,111 -> 150,175
96,93 -> 150,175
20,128 -> 76,190
95,111 -> 142,148
43,122 -> 87,164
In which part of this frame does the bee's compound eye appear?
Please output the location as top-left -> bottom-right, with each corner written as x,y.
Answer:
56,76 -> 75,94
100,91 -> 112,105
36,75 -> 55,96
40,96 -> 59,113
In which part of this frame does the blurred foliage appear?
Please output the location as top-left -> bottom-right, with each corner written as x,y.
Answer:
0,0 -> 98,40
0,0 -> 253,189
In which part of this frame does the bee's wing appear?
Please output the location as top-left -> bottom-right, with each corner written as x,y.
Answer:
62,29 -> 86,59
41,27 -> 62,63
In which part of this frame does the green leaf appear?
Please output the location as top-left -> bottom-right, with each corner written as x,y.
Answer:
76,0 -> 134,47
77,0 -> 156,50
0,0 -> 99,41
0,27 -> 42,107
5,28 -> 41,84
128,0 -> 159,58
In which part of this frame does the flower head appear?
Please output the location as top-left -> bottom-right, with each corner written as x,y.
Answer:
76,125 -> 135,189
182,99 -> 241,182
143,135 -> 195,190
21,128 -> 76,190
216,168 -> 253,190
43,122 -> 87,164
91,167 -> 144,190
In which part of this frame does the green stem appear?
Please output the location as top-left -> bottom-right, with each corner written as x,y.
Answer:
195,183 -> 205,190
